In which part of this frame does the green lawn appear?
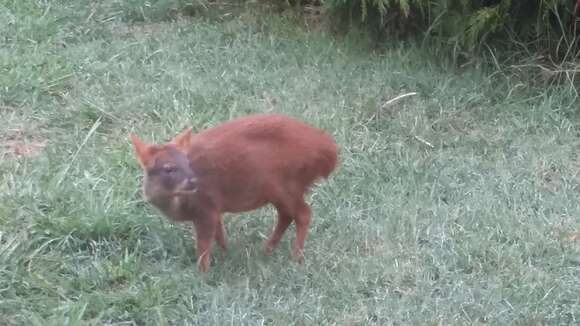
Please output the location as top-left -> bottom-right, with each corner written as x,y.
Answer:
1,0 -> 580,325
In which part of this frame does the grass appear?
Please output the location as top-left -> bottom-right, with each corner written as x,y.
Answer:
1,0 -> 580,324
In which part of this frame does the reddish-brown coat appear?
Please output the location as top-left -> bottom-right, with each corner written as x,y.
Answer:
130,113 -> 338,272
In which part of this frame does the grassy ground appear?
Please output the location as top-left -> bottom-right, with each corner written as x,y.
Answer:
1,0 -> 580,325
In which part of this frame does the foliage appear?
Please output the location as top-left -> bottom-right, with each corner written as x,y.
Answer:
320,0 -> 580,60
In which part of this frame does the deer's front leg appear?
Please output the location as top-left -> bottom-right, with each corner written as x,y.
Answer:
192,211 -> 219,272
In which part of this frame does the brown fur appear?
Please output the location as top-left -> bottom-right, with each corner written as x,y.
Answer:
130,113 -> 338,272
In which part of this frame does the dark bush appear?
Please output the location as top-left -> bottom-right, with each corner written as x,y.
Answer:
320,0 -> 580,60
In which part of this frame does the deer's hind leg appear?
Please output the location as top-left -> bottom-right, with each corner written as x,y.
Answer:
264,203 -> 293,253
291,199 -> 311,261
264,184 -> 311,261
214,216 -> 227,250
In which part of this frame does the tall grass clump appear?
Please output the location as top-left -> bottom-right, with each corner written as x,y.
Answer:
320,0 -> 580,61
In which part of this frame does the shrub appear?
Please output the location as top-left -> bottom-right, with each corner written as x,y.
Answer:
320,0 -> 580,60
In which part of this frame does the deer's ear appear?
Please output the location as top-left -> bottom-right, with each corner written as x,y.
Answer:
129,133 -> 153,169
171,127 -> 193,149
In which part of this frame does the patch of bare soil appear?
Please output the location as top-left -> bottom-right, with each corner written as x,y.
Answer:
1,124 -> 47,159
567,232 -> 580,241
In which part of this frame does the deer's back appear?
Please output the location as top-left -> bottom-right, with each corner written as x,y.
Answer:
185,114 -> 337,212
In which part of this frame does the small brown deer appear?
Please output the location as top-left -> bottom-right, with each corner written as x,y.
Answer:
130,113 -> 338,272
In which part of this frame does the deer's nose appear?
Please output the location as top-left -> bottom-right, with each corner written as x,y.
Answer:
184,177 -> 197,190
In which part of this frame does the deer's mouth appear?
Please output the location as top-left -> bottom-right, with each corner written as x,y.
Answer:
172,178 -> 198,196
172,189 -> 197,196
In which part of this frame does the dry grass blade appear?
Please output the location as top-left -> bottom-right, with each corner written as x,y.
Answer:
55,117 -> 102,187
379,92 -> 418,111
413,135 -> 434,149
368,92 -> 418,123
